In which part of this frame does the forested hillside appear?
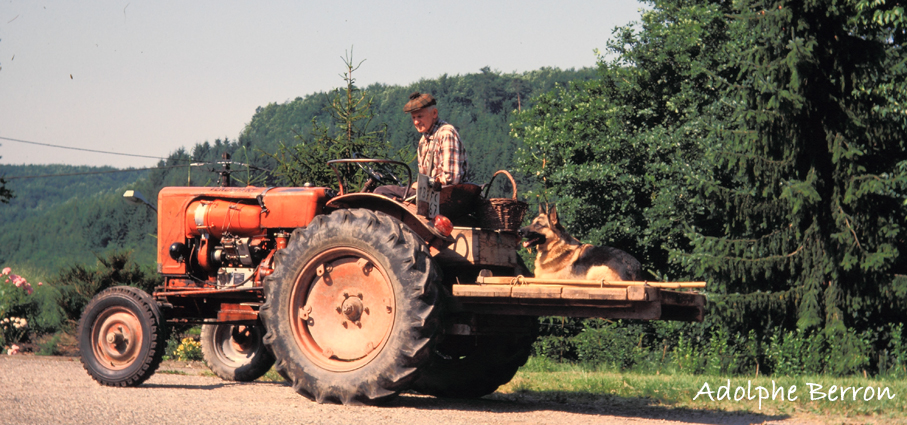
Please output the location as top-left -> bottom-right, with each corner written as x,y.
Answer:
0,165 -> 153,271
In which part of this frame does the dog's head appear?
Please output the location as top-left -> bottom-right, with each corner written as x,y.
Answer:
518,204 -> 565,250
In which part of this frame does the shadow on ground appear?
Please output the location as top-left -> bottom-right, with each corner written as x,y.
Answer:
386,391 -> 792,425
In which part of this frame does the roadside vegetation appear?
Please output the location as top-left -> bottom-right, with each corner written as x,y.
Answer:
496,357 -> 907,423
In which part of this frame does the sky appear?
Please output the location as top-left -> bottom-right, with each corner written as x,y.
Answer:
0,1 -> 645,169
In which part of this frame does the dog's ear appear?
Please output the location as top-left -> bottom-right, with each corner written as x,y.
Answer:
538,203 -> 544,215
549,205 -> 559,225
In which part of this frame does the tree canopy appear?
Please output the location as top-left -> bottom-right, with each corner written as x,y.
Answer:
514,0 -> 907,373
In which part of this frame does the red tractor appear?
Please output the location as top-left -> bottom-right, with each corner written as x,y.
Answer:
78,158 -> 705,405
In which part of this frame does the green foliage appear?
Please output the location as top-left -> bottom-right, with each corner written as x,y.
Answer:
0,164 -> 156,272
881,323 -> 907,378
0,267 -> 38,348
512,0 -> 736,279
37,333 -> 63,356
765,330 -> 827,376
242,67 -> 596,187
0,177 -> 12,204
266,50 -> 400,189
573,320 -> 648,369
515,0 -> 907,375
53,251 -> 162,325
675,0 -> 907,373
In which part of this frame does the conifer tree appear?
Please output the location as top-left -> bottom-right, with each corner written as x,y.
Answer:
679,0 -> 907,372
269,49 -> 395,189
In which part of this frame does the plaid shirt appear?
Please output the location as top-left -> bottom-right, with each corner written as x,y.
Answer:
417,120 -> 468,185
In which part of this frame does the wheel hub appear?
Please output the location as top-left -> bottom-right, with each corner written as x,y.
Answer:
290,249 -> 395,370
92,308 -> 143,369
230,326 -> 253,352
341,294 -> 364,322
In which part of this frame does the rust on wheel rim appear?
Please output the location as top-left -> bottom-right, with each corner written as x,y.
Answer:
290,247 -> 395,371
91,307 -> 144,370
215,325 -> 261,367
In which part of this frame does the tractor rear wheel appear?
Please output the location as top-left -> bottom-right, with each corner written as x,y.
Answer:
260,209 -> 442,405
201,323 -> 275,382
411,317 -> 538,398
78,286 -> 167,387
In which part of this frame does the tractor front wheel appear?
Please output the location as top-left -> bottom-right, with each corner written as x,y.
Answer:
78,286 -> 167,387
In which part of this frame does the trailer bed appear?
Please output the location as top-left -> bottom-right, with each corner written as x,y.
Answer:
451,275 -> 706,322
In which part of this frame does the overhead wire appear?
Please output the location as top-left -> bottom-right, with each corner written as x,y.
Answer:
0,135 -> 169,160
0,135 -> 272,180
2,165 -> 182,180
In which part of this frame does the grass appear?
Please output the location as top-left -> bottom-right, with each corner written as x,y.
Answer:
256,366 -> 286,383
492,357 -> 907,423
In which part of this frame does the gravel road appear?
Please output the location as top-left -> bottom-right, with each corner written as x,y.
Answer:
0,355 -> 815,425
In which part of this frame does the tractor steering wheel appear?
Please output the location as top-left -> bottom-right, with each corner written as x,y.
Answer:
353,154 -> 403,186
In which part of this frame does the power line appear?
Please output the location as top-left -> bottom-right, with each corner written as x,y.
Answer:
2,162 -> 273,181
2,165 -> 181,180
0,135 -> 167,160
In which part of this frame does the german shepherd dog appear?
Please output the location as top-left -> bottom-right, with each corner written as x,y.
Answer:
518,205 -> 642,281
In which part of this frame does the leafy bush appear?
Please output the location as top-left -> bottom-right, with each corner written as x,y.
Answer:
0,267 -> 39,349
573,320 -> 645,370
53,251 -> 162,325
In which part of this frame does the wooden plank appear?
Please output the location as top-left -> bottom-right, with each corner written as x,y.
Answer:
659,290 -> 706,307
627,286 -> 660,301
476,276 -> 705,288
458,300 -> 663,320
561,287 -> 628,300
512,285 -> 562,299
452,284 -> 512,297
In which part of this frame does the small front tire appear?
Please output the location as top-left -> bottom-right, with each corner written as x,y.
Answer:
78,286 -> 167,387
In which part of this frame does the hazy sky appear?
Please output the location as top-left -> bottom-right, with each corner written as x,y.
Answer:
0,1 -> 644,169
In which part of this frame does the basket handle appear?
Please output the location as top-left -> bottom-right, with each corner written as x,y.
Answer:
482,170 -> 518,200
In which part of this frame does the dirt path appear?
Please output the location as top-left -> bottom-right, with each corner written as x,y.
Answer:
0,355 -> 815,425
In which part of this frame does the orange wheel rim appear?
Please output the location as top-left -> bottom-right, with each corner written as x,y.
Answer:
289,247 -> 395,371
91,307 -> 144,370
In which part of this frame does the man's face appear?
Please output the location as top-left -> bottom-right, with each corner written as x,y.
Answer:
410,107 -> 438,133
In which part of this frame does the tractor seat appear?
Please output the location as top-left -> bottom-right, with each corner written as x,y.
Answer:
438,183 -> 482,226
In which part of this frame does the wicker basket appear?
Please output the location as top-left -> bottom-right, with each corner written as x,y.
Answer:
478,170 -> 528,231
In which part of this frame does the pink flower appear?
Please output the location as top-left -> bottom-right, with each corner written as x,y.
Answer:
1,267 -> 10,275
7,345 -> 19,355
26,287 -> 33,295
38,282 -> 43,286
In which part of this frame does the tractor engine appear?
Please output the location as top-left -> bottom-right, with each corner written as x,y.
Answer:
156,186 -> 329,289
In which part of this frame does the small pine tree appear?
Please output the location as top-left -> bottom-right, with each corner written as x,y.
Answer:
268,49 -> 399,189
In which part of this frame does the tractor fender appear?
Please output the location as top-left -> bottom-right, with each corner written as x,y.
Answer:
325,193 -> 453,249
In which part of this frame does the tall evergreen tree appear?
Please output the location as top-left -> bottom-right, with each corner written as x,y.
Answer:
678,0 -> 907,373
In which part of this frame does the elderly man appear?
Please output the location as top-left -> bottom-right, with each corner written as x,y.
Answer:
375,92 -> 468,200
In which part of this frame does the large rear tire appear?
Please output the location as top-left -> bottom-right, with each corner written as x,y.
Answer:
78,286 -> 167,387
260,209 -> 442,405
201,323 -> 275,382
411,316 -> 538,398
